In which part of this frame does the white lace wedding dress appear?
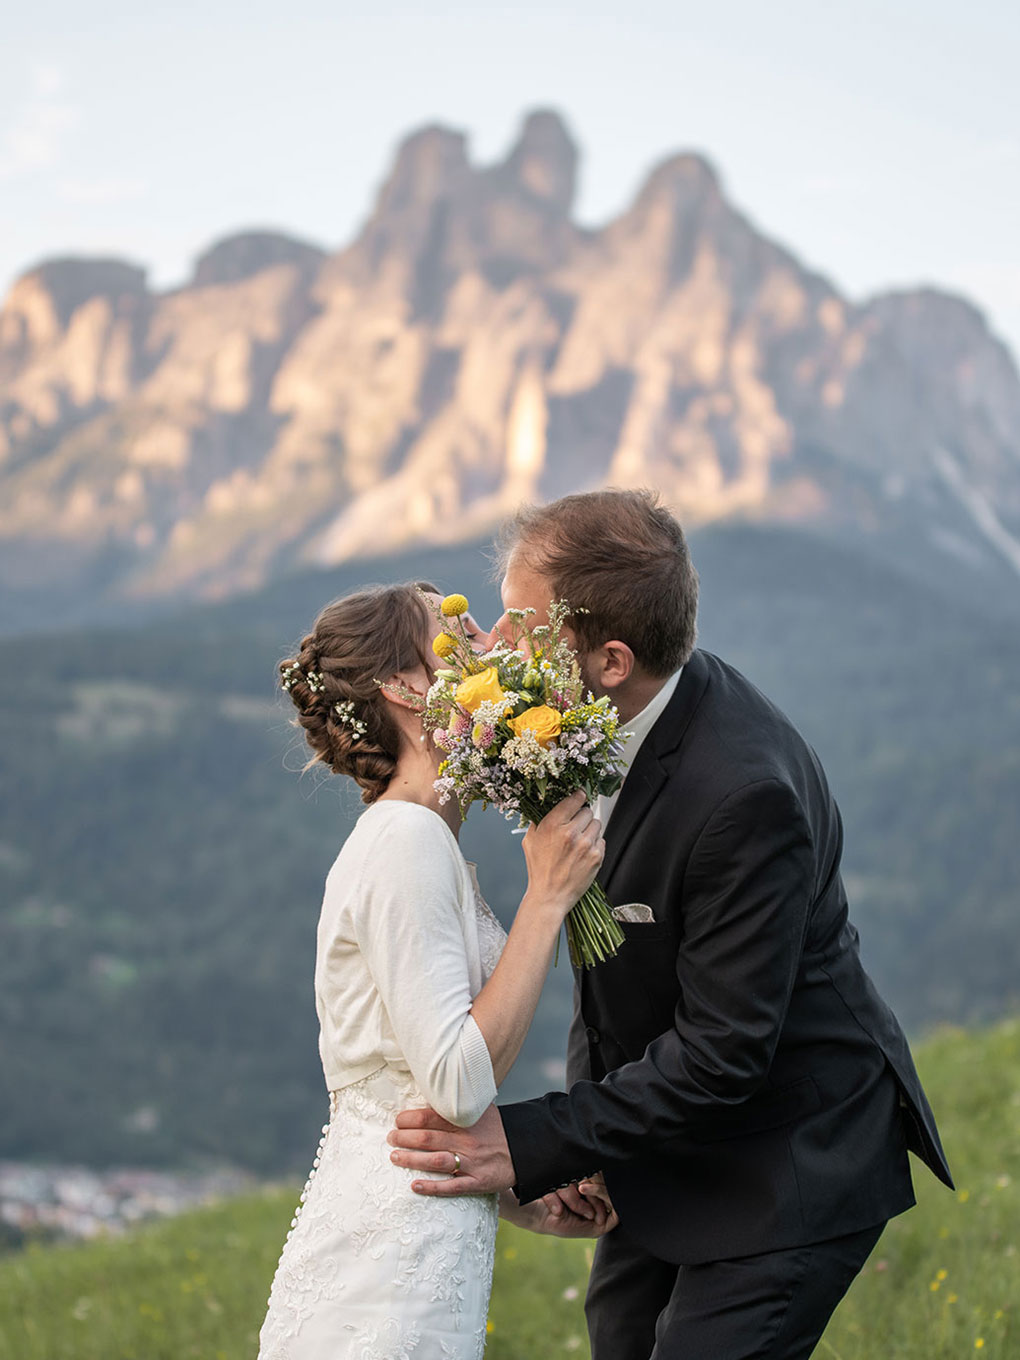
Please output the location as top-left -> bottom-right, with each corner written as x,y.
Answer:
257,802 -> 508,1360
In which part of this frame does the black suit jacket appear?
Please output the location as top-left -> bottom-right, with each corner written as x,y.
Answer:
500,649 -> 953,1264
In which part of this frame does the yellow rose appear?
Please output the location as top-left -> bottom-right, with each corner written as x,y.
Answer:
508,704 -> 562,748
441,593 -> 469,618
455,667 -> 506,714
432,632 -> 458,659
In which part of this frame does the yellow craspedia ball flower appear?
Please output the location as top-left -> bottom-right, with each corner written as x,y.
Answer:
508,704 -> 562,748
432,632 -> 458,659
456,667 -> 506,714
441,593 -> 469,617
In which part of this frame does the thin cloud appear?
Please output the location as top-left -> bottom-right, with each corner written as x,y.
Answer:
57,177 -> 148,205
0,64 -> 79,180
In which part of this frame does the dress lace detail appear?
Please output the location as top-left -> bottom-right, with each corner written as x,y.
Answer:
258,883 -> 508,1360
466,864 -> 506,980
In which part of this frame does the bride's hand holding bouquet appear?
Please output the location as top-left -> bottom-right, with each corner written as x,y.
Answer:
418,593 -> 631,968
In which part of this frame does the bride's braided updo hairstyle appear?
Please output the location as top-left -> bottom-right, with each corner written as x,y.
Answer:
279,582 -> 439,804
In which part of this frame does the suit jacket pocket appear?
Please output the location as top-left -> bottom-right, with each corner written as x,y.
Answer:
616,918 -> 670,941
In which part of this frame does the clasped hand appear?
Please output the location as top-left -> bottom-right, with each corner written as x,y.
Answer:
387,1104 -> 617,1238
532,1172 -> 619,1238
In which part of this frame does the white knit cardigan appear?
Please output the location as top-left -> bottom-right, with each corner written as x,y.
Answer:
313,799 -> 497,1127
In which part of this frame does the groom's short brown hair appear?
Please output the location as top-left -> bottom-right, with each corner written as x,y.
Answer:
496,488 -> 699,677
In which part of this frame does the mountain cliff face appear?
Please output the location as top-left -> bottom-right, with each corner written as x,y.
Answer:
2,108 -> 1019,618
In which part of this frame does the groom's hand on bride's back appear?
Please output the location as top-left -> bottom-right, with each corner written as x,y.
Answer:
388,1103 -> 516,1196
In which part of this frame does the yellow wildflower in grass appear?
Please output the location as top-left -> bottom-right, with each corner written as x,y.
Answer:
441,594 -> 469,617
975,1340 -> 985,1350
432,633 -> 458,659
937,1268 -> 948,1281
508,704 -> 562,748
456,668 -> 507,714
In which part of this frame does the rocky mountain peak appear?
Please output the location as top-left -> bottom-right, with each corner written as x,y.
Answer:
344,113 -> 580,303
345,124 -> 471,284
0,258 -> 148,354
372,125 -> 471,221
497,108 -> 578,215
634,152 -> 723,213
1,113 -> 1018,619
597,151 -> 731,287
192,231 -> 326,288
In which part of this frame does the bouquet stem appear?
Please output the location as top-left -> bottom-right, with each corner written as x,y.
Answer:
519,797 -> 626,970
564,881 -> 626,969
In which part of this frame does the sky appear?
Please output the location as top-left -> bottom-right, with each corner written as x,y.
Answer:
2,0 -> 1019,360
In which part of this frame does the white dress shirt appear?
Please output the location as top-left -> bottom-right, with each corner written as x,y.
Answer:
596,667 -> 683,830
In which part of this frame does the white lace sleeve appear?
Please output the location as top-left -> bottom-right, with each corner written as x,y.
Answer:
346,808 -> 497,1126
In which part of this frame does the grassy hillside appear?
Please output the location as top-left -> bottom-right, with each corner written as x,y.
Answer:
1,527 -> 1018,1173
0,1021 -> 1016,1359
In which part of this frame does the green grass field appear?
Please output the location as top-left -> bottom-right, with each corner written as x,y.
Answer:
1,1021 -> 1016,1359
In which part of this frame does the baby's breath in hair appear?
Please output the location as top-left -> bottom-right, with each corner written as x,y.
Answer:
280,663 -> 325,695
333,700 -> 368,740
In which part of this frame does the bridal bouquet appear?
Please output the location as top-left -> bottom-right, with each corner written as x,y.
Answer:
422,593 -> 629,968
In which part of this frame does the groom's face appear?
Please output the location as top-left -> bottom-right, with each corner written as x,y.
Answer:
492,551 -> 557,642
492,550 -> 602,694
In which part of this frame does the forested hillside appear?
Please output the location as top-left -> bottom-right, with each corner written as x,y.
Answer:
1,527 -> 1016,1173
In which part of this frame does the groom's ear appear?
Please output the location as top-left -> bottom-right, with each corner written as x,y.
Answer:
590,640 -> 635,691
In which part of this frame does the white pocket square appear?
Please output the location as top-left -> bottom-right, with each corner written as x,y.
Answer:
611,903 -> 656,923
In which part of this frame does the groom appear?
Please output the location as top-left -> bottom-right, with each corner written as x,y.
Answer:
389,489 -> 953,1359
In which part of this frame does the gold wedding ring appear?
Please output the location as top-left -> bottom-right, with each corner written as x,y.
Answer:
451,1152 -> 461,1175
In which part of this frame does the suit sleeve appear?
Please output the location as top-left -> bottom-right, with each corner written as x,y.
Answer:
500,778 -> 815,1201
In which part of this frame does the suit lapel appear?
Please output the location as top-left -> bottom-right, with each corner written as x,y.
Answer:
599,650 -> 711,892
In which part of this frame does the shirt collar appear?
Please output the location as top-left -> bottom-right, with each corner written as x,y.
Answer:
617,666 -> 683,773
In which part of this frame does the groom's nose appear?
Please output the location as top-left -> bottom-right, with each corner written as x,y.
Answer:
488,613 -> 514,648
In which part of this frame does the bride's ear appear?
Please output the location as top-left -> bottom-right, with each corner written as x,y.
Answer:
376,671 -> 428,713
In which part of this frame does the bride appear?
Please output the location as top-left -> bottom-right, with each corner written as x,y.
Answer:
258,581 -> 617,1359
